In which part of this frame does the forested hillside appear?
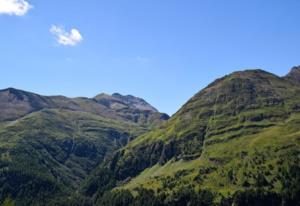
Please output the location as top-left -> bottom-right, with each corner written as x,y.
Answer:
0,90 -> 168,205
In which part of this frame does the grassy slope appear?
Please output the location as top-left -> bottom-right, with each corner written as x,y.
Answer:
122,113 -> 300,196
103,70 -> 300,202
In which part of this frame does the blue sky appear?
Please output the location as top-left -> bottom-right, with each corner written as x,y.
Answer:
1,0 -> 300,115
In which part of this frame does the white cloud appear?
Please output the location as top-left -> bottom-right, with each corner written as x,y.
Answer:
50,25 -> 83,46
0,0 -> 32,16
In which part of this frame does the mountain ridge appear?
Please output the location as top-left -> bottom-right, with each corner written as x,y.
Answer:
1,67 -> 300,206
0,88 -> 169,126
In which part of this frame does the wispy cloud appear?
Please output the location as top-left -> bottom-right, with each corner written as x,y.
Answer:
50,25 -> 83,46
0,0 -> 32,16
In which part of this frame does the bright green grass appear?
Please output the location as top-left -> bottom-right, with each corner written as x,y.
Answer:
120,113 -> 300,197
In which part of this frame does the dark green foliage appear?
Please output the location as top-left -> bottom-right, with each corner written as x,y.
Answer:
50,194 -> 93,206
218,189 -> 282,206
279,164 -> 300,206
82,168 -> 116,198
131,188 -> 162,206
93,187 -> 214,206
96,190 -> 134,206
95,189 -> 160,206
0,167 -> 66,205
167,187 -> 214,206
77,186 -> 300,206
0,109 -> 138,205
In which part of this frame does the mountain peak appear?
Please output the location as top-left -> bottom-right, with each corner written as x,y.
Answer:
1,87 -> 17,92
289,65 -> 300,72
177,68 -> 287,120
0,87 -> 38,101
225,69 -> 276,80
200,69 -> 279,95
112,92 -> 124,97
0,87 -> 51,121
93,92 -> 169,126
94,92 -> 158,112
284,66 -> 300,84
0,87 -> 25,95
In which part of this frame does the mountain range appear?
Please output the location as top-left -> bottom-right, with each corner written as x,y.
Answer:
1,67 -> 300,206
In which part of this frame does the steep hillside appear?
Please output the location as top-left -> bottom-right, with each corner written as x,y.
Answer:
85,69 -> 300,206
0,89 -> 167,206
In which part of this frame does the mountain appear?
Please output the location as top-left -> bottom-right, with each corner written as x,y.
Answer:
83,68 -> 300,206
1,66 -> 300,206
284,66 -> 300,84
0,89 -> 168,205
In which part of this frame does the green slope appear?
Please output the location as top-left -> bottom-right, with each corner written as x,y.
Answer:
0,89 -> 168,206
0,109 -> 146,205
86,68 -> 300,205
